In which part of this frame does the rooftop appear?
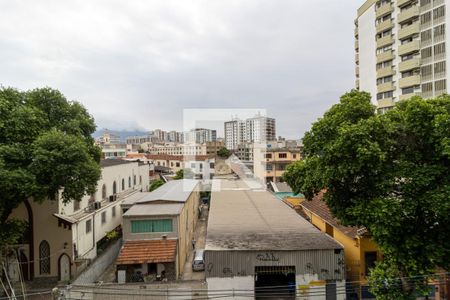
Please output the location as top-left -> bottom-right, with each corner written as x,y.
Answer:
300,191 -> 359,239
123,203 -> 184,217
100,159 -> 137,168
206,179 -> 342,251
121,179 -> 198,207
116,239 -> 177,265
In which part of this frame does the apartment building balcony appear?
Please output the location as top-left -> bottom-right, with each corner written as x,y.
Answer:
377,82 -> 395,93
356,79 -> 360,89
355,39 -> 359,50
398,22 -> 419,40
397,0 -> 413,7
398,58 -> 420,72
377,67 -> 395,78
376,3 -> 394,18
377,35 -> 394,48
399,92 -> 420,101
376,19 -> 393,33
356,66 -> 360,77
377,51 -> 394,63
354,26 -> 358,37
399,75 -> 421,88
377,98 -> 395,109
397,5 -> 419,24
355,53 -> 359,64
398,40 -> 420,56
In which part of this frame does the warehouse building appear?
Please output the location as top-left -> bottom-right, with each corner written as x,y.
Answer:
205,179 -> 346,300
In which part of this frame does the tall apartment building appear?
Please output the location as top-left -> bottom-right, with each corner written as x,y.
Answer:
184,128 -> 217,144
224,115 -> 276,150
356,0 -> 448,112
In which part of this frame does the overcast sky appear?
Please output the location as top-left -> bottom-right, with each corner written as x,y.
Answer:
0,0 -> 361,139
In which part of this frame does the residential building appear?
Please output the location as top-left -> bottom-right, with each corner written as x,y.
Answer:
298,191 -> 380,299
117,180 -> 200,282
6,160 -> 149,283
205,140 -> 225,157
184,128 -> 217,144
148,143 -> 207,156
224,115 -> 276,150
146,154 -> 216,180
96,130 -> 121,145
355,0 -> 448,113
253,144 -> 301,184
205,178 -> 345,299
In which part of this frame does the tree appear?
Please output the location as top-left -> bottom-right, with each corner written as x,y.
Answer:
173,168 -> 194,180
0,87 -> 101,253
149,179 -> 165,191
217,147 -> 231,158
283,90 -> 450,299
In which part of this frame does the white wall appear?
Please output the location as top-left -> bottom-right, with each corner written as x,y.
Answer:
207,276 -> 254,300
358,3 -> 377,103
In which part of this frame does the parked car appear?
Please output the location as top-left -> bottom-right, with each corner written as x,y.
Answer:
192,249 -> 205,271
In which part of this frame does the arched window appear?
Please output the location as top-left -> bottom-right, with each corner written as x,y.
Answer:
128,177 -> 131,188
122,179 -> 125,190
102,184 -> 107,200
113,181 -> 117,194
133,175 -> 136,186
39,240 -> 50,274
139,176 -> 142,184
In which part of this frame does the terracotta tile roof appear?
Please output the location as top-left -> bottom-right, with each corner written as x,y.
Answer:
126,153 -> 147,158
147,154 -> 184,161
300,191 -> 359,238
116,239 -> 177,265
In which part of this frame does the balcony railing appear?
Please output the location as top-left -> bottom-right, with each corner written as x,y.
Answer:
376,3 -> 394,18
398,22 -> 419,40
399,75 -> 421,88
397,5 -> 419,23
398,58 -> 420,72
398,40 -> 420,56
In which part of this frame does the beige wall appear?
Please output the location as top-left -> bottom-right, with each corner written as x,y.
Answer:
253,146 -> 301,183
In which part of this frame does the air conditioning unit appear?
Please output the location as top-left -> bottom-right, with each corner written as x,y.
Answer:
94,202 -> 102,210
109,195 -> 117,202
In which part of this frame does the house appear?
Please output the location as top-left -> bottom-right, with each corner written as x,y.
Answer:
205,178 -> 346,299
253,145 -> 301,185
116,179 -> 200,282
6,160 -> 150,283
298,192 -> 381,298
146,154 -> 215,180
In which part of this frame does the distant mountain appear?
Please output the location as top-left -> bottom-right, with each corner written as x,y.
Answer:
93,128 -> 149,142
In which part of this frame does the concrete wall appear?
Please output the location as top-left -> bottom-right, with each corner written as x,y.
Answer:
73,239 -> 122,285
122,216 -> 179,241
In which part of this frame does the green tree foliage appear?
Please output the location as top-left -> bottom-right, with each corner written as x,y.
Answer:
283,90 -> 450,299
173,168 -> 194,180
149,179 -> 165,191
0,87 -> 101,251
217,147 -> 231,158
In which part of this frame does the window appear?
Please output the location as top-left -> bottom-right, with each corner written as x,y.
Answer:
113,181 -> 117,194
421,29 -> 432,44
74,200 -> 80,211
421,65 -> 432,78
210,162 -> 215,169
434,61 -> 446,75
365,252 -> 378,276
420,0 -> 431,7
102,184 -> 107,200
112,206 -> 116,217
433,6 -> 445,21
139,176 -> 142,184
133,175 -> 136,186
421,11 -> 431,25
264,153 -> 272,159
377,76 -> 393,85
39,240 -> 50,274
171,162 -> 174,167
199,163 -> 203,170
402,87 -> 415,95
278,153 -> 287,158
434,43 -> 446,59
377,91 -> 394,100
266,164 -> 273,171
128,177 -> 131,188
293,154 -> 297,159
122,179 -> 125,190
101,211 -> 106,224
422,82 -> 433,93
176,162 -> 180,167
131,219 -> 173,233
277,164 -> 286,171
421,47 -> 432,59
89,193 -> 95,204
86,219 -> 92,233
435,79 -> 447,91
434,24 -> 445,41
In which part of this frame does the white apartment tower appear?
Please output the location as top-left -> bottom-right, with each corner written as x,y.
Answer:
356,0 -> 448,112
224,115 -> 276,150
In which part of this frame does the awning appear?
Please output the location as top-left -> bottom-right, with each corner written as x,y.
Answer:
116,239 -> 177,265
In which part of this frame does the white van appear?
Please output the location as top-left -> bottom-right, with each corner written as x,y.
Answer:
192,249 -> 205,271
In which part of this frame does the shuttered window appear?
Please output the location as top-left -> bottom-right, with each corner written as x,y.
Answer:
131,219 -> 173,233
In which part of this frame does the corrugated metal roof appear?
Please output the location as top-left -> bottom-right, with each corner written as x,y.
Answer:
116,240 -> 177,265
206,179 -> 342,251
121,179 -> 198,207
123,203 -> 184,217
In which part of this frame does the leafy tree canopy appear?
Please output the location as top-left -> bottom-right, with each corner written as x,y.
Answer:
217,147 -> 231,158
0,87 -> 101,249
283,90 -> 450,299
149,179 -> 165,191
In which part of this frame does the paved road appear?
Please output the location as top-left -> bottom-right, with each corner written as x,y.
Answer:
181,205 -> 208,281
